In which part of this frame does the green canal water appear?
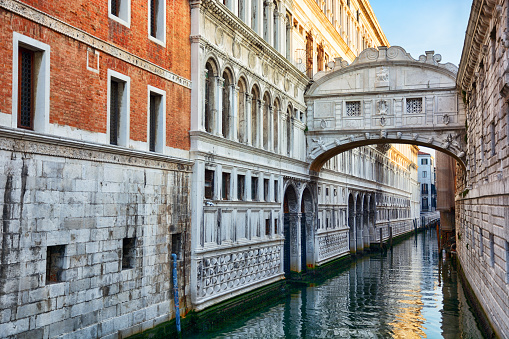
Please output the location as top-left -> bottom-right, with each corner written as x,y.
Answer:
182,229 -> 485,338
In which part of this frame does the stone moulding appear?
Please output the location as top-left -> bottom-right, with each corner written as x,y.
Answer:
0,126 -> 193,171
0,0 -> 192,89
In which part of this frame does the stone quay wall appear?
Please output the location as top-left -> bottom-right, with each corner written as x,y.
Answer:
0,131 -> 192,338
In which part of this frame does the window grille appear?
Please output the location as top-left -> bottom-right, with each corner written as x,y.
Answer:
346,101 -> 361,116
406,98 -> 422,113
18,48 -> 34,129
110,80 -> 120,145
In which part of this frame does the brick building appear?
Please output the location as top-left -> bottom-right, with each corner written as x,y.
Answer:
0,0 -> 192,337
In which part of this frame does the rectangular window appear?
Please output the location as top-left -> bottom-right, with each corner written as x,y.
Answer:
237,174 -> 245,201
149,92 -> 161,152
222,172 -> 231,200
148,0 -> 166,45
274,180 -> 279,202
421,159 -> 428,165
265,219 -> 271,236
251,176 -> 258,201
406,98 -> 422,114
274,219 -> 278,234
264,179 -> 270,201
346,101 -> 361,116
423,171 -> 427,178
108,70 -> 130,147
326,187 -> 329,196
205,169 -> 215,199
421,184 -> 428,194
122,237 -> 136,269
46,245 -> 65,284
18,47 -> 34,130
109,0 -> 131,27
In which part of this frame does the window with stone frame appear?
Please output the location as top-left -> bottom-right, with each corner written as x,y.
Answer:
237,174 -> 245,200
18,47 -> 34,130
264,178 -> 270,201
406,98 -> 422,114
122,237 -> 136,269
273,180 -> 278,202
148,0 -> 165,44
222,172 -> 231,200
346,101 -> 361,116
251,176 -> 259,201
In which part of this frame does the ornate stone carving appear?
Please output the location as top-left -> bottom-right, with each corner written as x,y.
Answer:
312,137 -> 327,151
196,245 -> 282,300
378,100 -> 389,114
317,231 -> 349,261
320,119 -> 327,129
443,114 -> 450,125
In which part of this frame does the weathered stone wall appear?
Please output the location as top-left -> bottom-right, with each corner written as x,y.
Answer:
456,0 -> 509,336
0,131 -> 192,338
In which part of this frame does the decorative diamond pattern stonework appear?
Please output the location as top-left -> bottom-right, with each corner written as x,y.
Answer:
317,231 -> 349,261
406,98 -> 422,114
196,245 -> 282,300
346,101 -> 361,116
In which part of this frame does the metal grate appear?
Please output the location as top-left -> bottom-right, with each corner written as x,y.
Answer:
110,80 -> 120,145
346,101 -> 361,116
406,98 -> 422,114
19,48 -> 34,129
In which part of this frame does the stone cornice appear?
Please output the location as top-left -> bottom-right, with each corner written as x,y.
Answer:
0,126 -> 193,170
0,0 -> 192,89
201,0 -> 309,85
357,0 -> 389,47
457,0 -> 497,91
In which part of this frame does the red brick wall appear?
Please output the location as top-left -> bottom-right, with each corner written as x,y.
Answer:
0,1 -> 191,150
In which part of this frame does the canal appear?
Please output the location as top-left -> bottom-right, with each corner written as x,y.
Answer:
185,229 -> 484,338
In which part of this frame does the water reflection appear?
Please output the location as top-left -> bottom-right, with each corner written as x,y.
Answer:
190,230 -> 483,338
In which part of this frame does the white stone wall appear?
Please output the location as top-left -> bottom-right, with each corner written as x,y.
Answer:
0,131 -> 191,338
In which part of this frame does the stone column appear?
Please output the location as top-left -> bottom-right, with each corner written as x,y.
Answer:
215,76 -> 224,136
246,93 -> 253,146
265,1 -> 274,46
280,14 -> 287,57
256,0 -> 264,37
231,85 -> 239,142
244,0 -> 252,27
200,69 -> 208,131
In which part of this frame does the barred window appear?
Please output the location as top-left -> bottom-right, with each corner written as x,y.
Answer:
406,98 -> 422,113
346,101 -> 361,116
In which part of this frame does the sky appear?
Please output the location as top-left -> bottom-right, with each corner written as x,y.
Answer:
368,0 -> 472,157
369,0 -> 473,66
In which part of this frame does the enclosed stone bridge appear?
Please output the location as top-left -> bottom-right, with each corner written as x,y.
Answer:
305,46 -> 466,171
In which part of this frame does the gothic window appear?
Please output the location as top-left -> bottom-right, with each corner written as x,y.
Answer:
148,0 -> 165,44
263,93 -> 270,150
251,86 -> 260,147
273,99 -> 279,152
222,70 -> 232,139
406,98 -> 422,114
346,101 -> 361,116
204,62 -> 215,133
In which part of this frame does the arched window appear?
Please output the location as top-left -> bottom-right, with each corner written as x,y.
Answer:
273,99 -> 279,153
263,92 -> 270,150
222,69 -> 232,139
204,61 -> 216,133
286,106 -> 292,155
251,86 -> 260,147
237,77 -> 247,143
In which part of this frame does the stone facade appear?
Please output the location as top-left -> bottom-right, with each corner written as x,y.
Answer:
0,0 -> 192,337
456,0 -> 509,336
418,152 -> 436,212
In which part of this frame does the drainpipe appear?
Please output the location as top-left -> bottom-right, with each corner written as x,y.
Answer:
172,253 -> 181,335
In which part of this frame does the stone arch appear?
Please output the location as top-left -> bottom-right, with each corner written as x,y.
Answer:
237,76 -> 248,143
300,185 -> 314,271
283,183 -> 298,276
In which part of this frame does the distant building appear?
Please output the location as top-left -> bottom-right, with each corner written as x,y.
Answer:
418,151 -> 436,212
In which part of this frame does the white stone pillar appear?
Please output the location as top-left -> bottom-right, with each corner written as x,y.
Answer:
246,93 -> 253,146
256,0 -> 264,37
215,76 -> 224,136
244,0 -> 252,27
231,85 -> 239,142
279,12 -> 286,55
266,1 -> 274,46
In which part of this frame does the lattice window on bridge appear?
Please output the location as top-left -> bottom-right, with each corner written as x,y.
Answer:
406,98 -> 422,114
346,101 -> 361,116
